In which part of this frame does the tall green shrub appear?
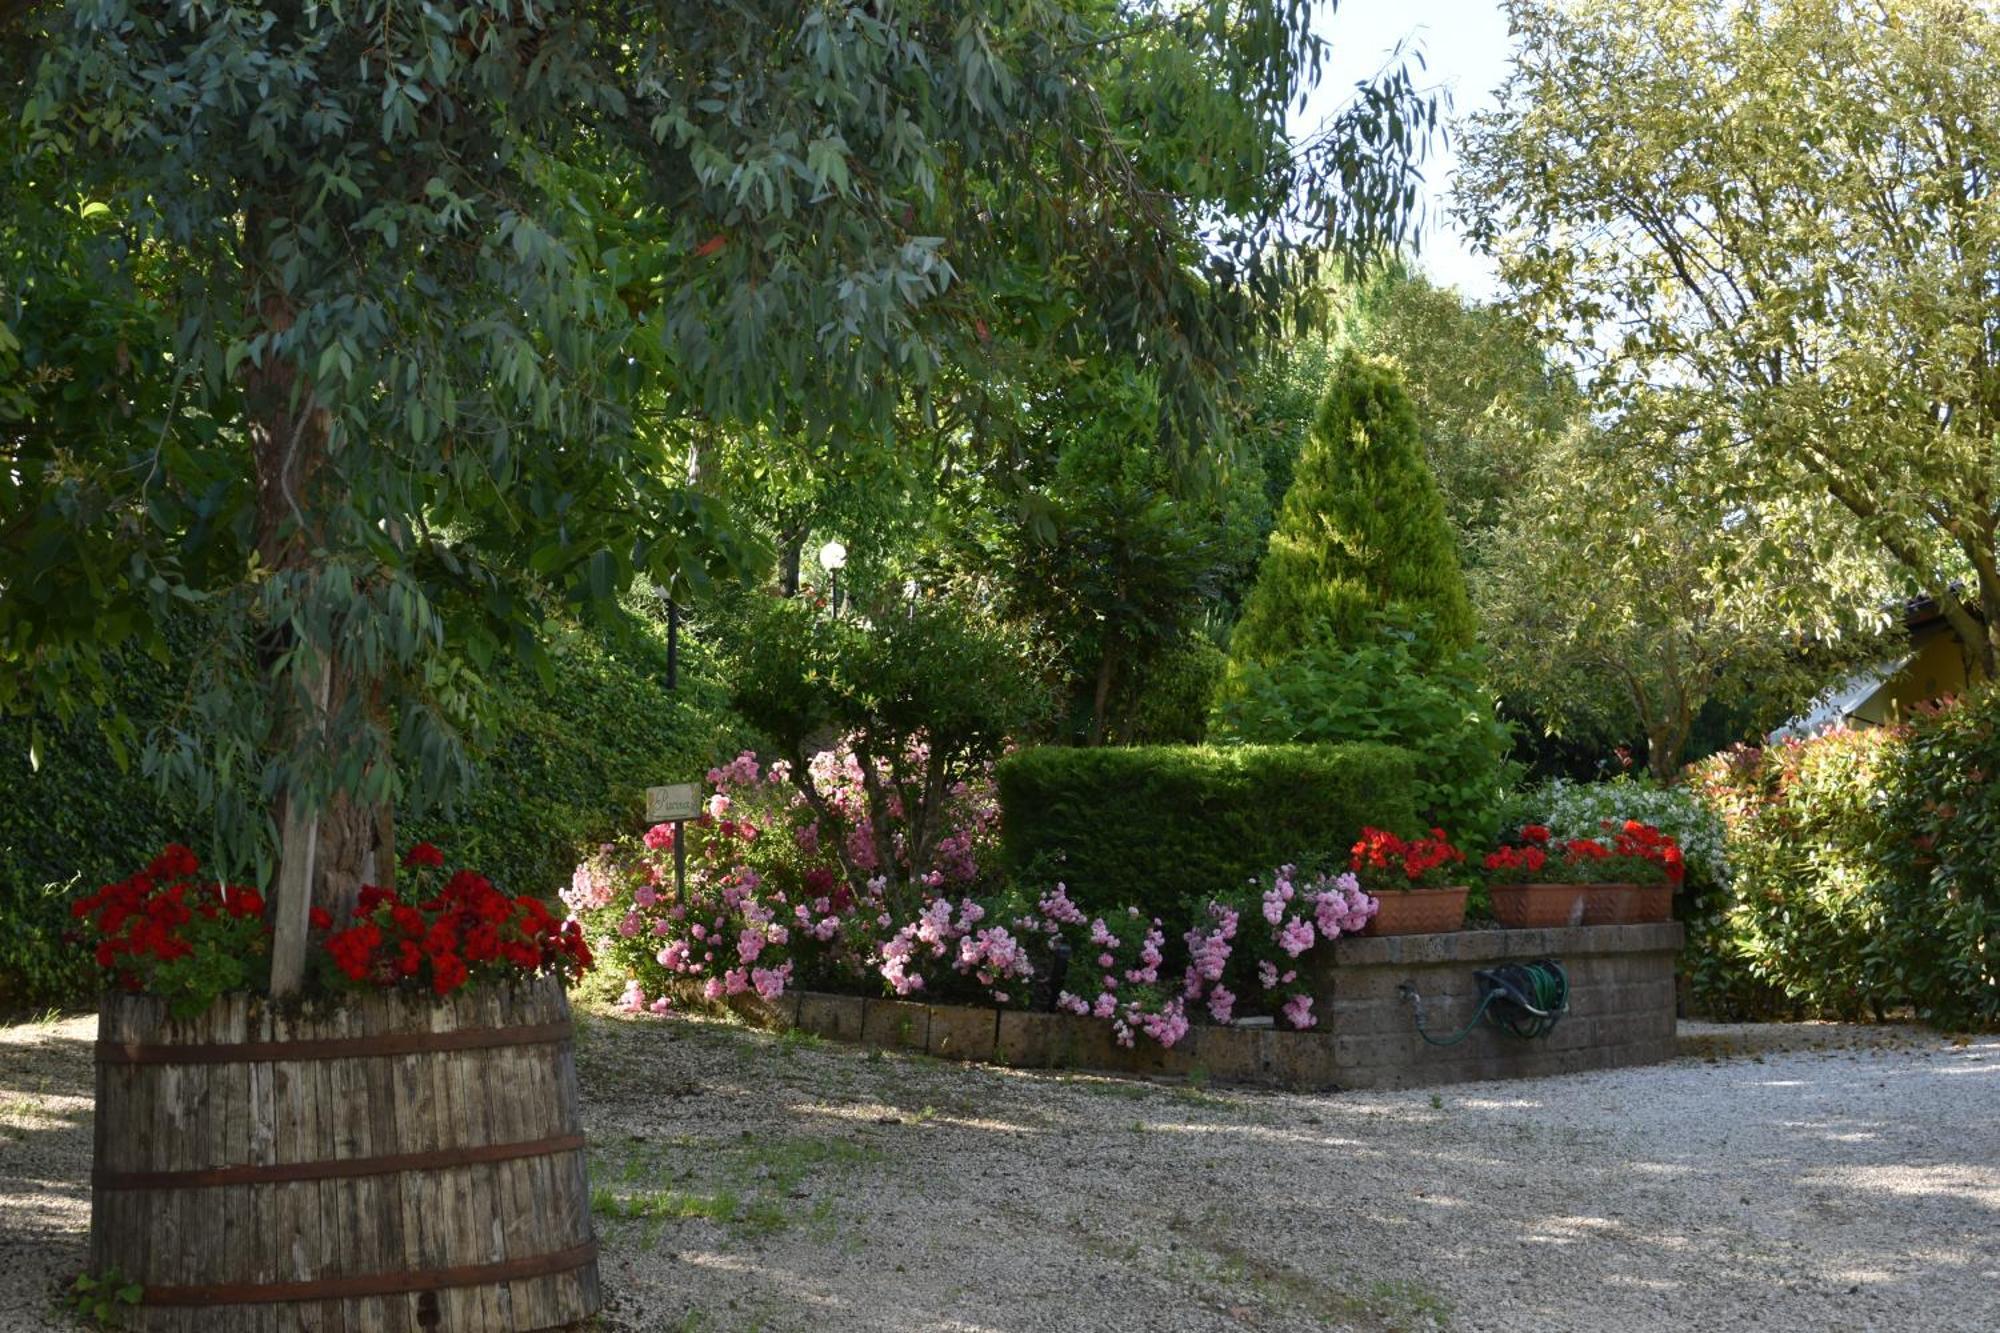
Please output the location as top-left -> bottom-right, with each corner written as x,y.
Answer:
1877,693 -> 2000,1029
1226,351 -> 1475,669
1685,731 -> 1895,1020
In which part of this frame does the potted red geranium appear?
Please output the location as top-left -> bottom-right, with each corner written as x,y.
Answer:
1349,826 -> 1469,935
1482,822 -> 1684,927
1601,820 -> 1684,922
1481,825 -> 1588,928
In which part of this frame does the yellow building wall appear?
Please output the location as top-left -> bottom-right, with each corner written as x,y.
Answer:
1851,627 -> 1972,725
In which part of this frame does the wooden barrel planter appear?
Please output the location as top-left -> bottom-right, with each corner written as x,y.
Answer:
90,975 -> 599,1332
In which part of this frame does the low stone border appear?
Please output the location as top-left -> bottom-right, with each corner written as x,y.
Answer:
705,922 -> 1685,1092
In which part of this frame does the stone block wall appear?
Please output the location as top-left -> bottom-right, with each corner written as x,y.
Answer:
708,923 -> 1682,1092
1307,922 -> 1683,1090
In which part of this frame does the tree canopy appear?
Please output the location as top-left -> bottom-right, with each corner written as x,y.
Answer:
2,0 -> 1437,987
1458,0 -> 2000,676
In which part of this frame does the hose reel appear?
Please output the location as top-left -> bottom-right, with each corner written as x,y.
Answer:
1400,959 -> 1569,1047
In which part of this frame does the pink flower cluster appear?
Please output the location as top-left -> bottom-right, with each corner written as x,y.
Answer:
575,739 -> 1007,1012
1174,867 -> 1376,1034
877,897 -> 1032,1002
1183,902 -> 1241,1023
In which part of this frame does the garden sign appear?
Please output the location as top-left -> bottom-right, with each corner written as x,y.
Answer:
646,782 -> 701,906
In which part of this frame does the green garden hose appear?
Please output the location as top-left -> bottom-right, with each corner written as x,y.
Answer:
1400,960 -> 1570,1047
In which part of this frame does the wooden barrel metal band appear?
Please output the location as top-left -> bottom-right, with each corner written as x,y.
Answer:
94,1019 -> 574,1066
92,1131 -> 588,1190
133,1240 -> 599,1307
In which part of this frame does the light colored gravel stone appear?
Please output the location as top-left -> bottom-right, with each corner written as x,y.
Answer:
4,1011 -> 1995,1331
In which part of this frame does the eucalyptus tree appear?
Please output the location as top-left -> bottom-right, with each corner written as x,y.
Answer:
3,0 -> 1435,991
1459,0 -> 2000,675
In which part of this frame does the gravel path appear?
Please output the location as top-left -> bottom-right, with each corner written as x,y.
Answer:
3,1012 -> 1996,1332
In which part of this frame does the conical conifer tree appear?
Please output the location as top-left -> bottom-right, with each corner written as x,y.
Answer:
1227,350 -> 1474,670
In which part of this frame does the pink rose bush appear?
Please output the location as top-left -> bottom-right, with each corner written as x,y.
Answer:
1022,887 -> 1188,1048
1173,865 -> 1376,1035
574,748 -> 1378,1046
1015,866 -> 1377,1046
573,745 -> 1017,1012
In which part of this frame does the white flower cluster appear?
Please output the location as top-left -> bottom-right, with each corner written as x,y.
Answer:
1515,777 -> 1730,888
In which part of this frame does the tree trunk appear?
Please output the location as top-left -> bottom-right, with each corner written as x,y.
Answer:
779,534 -> 803,597
1973,557 -> 2000,681
1645,702 -> 1693,784
245,256 -> 392,992
1088,645 -> 1117,747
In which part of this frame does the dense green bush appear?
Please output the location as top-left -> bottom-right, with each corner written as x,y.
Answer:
1876,693 -> 2000,1029
1113,636 -> 1227,745
404,610 -> 749,900
996,742 -> 1419,918
1685,689 -> 2000,1028
0,642 -> 204,1012
1686,732 -> 1893,1020
1213,616 -> 1511,847
1,606 -> 745,1010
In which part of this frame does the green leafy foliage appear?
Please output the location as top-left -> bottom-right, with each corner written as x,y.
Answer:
1,604 -> 741,1007
1225,351 -> 1476,672
1686,731 -> 1900,1021
1460,0 -> 2000,677
404,608 -> 750,900
6,0 -> 1438,914
66,1270 -> 143,1328
0,639 -> 203,1012
1346,266 -> 1581,549
996,742 -> 1419,919
1686,690 -> 2000,1027
1876,694 -> 2000,1029
1212,617 -> 1512,848
1113,637 -> 1228,746
725,590 -> 1049,898
994,372 -> 1233,745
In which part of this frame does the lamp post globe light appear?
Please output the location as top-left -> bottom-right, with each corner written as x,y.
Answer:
819,539 -> 847,612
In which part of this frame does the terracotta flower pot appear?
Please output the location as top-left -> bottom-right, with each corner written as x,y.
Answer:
1363,885 -> 1469,936
1580,882 -> 1639,925
1628,883 -> 1673,923
1490,882 -> 1589,929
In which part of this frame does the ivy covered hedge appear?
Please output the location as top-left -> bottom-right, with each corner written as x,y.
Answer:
402,610 -> 748,901
0,637 -> 203,1011
1686,685 -> 2000,1029
996,742 -> 1419,918
1,607 -> 745,1012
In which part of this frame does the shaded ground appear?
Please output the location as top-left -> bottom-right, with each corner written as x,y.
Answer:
3,1011 -> 1996,1331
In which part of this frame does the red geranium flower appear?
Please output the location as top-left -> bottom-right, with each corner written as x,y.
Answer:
403,842 -> 446,869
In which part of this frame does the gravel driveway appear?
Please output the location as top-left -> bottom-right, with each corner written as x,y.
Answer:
3,1011 -> 1996,1332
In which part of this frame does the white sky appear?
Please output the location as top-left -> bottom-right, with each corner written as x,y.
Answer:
1294,0 -> 1516,301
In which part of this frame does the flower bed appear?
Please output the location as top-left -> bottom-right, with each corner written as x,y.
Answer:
571,747 -> 1386,1045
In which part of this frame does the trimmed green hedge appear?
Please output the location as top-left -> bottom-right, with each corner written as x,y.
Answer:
996,742 -> 1419,917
